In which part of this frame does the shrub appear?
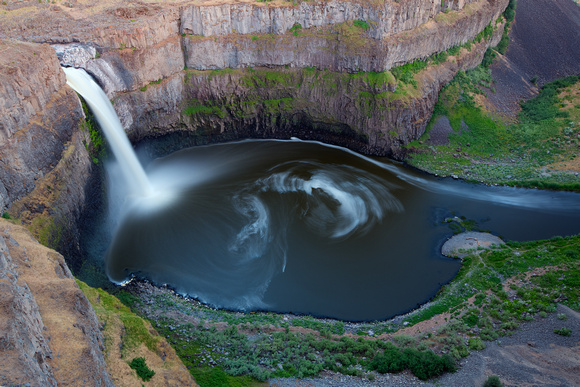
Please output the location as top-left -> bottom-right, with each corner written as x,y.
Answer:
369,347 -> 457,380
484,375 -> 504,387
290,22 -> 302,36
496,33 -> 509,55
448,45 -> 461,56
520,75 -> 580,122
369,345 -> 408,373
1,212 -> 11,220
468,337 -> 486,350
129,357 -> 155,381
482,48 -> 497,68
503,0 -> 517,22
353,20 -> 370,30
554,327 -> 572,336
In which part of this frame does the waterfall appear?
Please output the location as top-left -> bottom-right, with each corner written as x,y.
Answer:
63,67 -> 152,197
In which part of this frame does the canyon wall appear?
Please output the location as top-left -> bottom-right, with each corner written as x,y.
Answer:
118,30 -> 502,158
180,0 -> 478,39
182,0 -> 501,72
0,40 -> 92,252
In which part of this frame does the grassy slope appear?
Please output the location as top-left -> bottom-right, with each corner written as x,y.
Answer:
77,280 -> 197,386
405,69 -> 580,190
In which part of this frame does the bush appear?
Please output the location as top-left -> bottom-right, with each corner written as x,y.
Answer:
369,346 -> 407,373
1,212 -> 10,220
468,337 -> 486,351
496,33 -> 509,55
353,20 -> 370,30
482,48 -> 497,68
520,75 -> 580,122
503,0 -> 517,22
484,375 -> 503,387
369,347 -> 457,380
129,357 -> 155,381
554,327 -> 572,336
290,22 -> 302,36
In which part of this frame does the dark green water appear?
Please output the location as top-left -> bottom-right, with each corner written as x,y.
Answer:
100,139 -> 580,321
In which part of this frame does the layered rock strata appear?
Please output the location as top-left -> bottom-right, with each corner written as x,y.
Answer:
0,40 -> 92,253
180,0 -> 479,39
118,28 -> 502,158
183,0 -> 502,72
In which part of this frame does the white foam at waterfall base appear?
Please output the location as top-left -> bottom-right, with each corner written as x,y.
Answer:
63,67 -> 153,197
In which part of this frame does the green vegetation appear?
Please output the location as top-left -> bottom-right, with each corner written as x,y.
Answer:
78,95 -> 105,164
554,327 -> 572,336
1,212 -> 11,219
151,317 -> 456,383
77,280 -> 160,356
183,99 -> 226,118
110,232 -> 580,385
388,27 -> 493,88
503,0 -> 517,23
129,357 -> 156,381
521,75 -> 580,121
475,23 -> 493,44
353,20 -> 370,30
496,0 -> 517,55
484,375 -> 504,387
406,69 -> 580,190
180,66 -> 400,132
289,22 -> 302,36
369,345 -> 456,380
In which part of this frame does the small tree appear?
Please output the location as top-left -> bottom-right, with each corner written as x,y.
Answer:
129,357 -> 155,382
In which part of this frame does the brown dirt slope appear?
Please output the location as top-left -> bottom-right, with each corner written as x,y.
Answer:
0,218 -> 112,386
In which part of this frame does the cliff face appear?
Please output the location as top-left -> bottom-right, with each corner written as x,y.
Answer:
0,41 -> 90,233
182,0 -> 502,72
180,0 -> 479,40
118,28 -> 501,157
0,218 -> 112,386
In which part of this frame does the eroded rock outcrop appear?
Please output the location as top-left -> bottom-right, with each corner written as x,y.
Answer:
118,27 -> 502,157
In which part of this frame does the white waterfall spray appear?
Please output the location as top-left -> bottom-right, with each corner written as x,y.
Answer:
63,67 -> 153,197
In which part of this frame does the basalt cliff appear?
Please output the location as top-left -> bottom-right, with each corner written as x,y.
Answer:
0,0 -> 508,384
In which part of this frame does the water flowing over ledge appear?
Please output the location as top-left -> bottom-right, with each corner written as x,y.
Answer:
64,67 -> 153,197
